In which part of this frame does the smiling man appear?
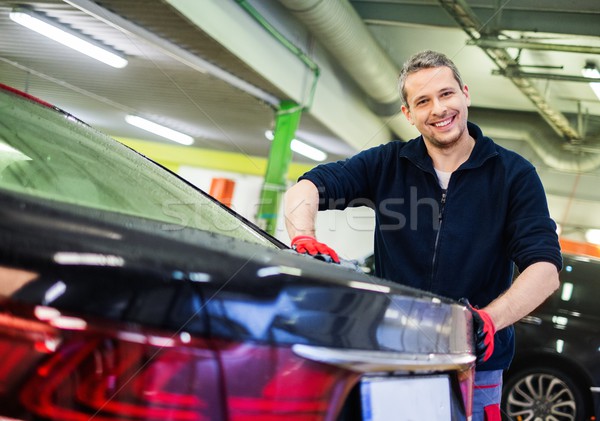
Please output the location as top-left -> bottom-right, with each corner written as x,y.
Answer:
284,50 -> 562,420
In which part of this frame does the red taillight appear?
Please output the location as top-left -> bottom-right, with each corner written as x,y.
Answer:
218,343 -> 359,420
0,308 -> 359,421
20,334 -> 221,421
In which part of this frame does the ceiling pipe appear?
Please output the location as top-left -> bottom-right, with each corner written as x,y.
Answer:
234,0 -> 320,110
438,0 -> 582,141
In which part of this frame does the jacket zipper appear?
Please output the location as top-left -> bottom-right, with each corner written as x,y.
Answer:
430,189 -> 447,287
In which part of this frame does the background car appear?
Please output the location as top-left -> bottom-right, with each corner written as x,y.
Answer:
0,83 -> 477,420
502,253 -> 600,421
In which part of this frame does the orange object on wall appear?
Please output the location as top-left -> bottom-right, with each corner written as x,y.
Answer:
209,178 -> 235,208
560,238 -> 600,259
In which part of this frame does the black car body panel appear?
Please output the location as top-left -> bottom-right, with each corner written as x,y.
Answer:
1,189 -> 467,355
504,253 -> 600,419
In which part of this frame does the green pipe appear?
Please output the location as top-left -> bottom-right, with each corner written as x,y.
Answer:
256,100 -> 302,235
235,0 -> 320,109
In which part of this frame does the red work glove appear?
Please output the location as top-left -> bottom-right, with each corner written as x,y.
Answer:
459,298 -> 496,364
291,235 -> 340,263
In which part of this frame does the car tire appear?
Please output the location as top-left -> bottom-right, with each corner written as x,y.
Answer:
501,366 -> 590,421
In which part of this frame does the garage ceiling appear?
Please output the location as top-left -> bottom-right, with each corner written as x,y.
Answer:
1,0 -> 600,241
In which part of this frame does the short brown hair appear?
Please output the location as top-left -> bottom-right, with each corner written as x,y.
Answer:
398,50 -> 464,107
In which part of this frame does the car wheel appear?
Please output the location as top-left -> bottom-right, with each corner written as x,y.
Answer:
501,366 -> 589,421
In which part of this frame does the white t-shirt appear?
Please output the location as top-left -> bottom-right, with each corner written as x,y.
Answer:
434,168 -> 452,190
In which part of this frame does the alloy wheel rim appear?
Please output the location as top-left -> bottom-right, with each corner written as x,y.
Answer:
505,373 -> 577,421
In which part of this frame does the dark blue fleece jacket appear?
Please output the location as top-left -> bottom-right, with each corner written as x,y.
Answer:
300,122 -> 562,370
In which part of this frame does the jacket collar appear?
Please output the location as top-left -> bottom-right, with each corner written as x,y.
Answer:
398,121 -> 498,173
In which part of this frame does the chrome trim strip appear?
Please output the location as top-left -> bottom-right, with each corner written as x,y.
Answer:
292,344 -> 476,373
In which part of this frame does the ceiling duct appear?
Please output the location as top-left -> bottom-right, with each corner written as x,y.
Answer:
276,0 -> 417,140
471,108 -> 600,173
276,0 -> 401,117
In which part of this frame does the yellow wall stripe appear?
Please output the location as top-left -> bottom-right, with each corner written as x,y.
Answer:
115,137 -> 316,181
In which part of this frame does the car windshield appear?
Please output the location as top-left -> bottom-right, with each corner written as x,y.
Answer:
0,87 -> 276,248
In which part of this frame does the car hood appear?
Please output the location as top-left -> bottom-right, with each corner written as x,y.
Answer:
0,191 -> 471,356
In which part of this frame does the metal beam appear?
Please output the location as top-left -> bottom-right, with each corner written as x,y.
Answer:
493,69 -> 600,83
438,0 -> 581,141
469,38 -> 600,55
351,1 -> 600,37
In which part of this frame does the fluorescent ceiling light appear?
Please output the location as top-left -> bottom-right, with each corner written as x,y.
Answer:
9,7 -> 128,69
581,62 -> 600,101
125,115 -> 194,146
291,139 -> 327,162
265,130 -> 327,162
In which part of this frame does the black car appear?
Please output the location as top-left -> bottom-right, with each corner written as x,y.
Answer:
0,83 -> 477,420
502,253 -> 600,421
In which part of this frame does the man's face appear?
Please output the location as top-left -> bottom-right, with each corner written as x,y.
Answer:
401,66 -> 471,149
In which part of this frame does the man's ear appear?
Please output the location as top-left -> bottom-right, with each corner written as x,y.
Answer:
463,84 -> 471,107
401,105 -> 413,125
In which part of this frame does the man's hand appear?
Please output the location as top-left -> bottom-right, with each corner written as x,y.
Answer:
459,298 -> 496,364
291,235 -> 340,263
